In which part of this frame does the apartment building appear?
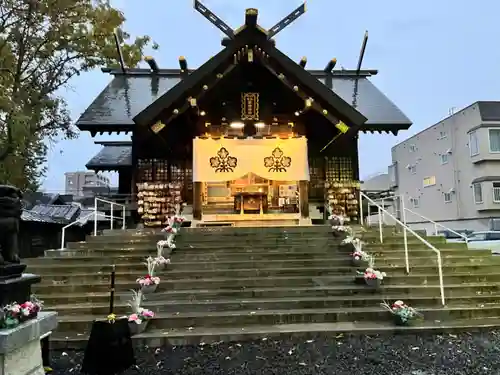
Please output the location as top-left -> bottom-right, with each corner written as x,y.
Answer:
389,101 -> 500,232
65,171 -> 110,196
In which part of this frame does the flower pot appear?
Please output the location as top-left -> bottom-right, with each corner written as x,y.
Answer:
128,320 -> 149,335
155,263 -> 165,271
141,284 -> 158,294
365,277 -> 382,289
332,231 -> 346,239
340,241 -> 354,251
351,257 -> 363,268
394,314 -> 410,326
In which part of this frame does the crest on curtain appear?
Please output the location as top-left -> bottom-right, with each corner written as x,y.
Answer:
264,147 -> 292,172
209,147 -> 238,172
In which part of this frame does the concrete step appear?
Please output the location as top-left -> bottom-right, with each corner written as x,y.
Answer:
100,226 -> 335,236
28,264 -> 500,281
62,238 -> 457,251
81,234 -> 446,248
42,248 -> 485,264
25,256 -> 500,274
51,241 -> 467,256
48,317 -> 500,349
35,283 -> 500,305
99,226 -> 425,237
53,304 -> 500,333
32,272 -> 500,291
47,293 -> 500,316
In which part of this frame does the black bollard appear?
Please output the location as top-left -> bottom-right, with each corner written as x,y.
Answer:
41,331 -> 52,373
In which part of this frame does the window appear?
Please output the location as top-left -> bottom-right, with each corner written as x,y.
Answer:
444,192 -> 452,203
440,154 -> 449,164
473,183 -> 483,203
409,144 -> 416,152
410,197 -> 420,208
439,131 -> 447,139
489,129 -> 500,153
487,232 -> 500,241
493,182 -> 500,203
409,165 -> 416,174
467,232 -> 487,242
469,131 -> 479,156
423,176 -> 436,187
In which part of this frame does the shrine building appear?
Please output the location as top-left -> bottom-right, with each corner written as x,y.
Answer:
78,3 -> 412,227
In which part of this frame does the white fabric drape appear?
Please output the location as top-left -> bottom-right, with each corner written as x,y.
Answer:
193,137 -> 310,182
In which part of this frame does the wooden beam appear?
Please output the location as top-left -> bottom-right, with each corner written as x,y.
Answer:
144,56 -> 159,72
245,8 -> 258,27
267,2 -> 306,39
194,0 -> 235,39
179,56 -> 188,79
299,56 -> 307,68
324,58 -> 337,73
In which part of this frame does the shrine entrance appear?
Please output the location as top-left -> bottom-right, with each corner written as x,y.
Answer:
192,137 -> 309,226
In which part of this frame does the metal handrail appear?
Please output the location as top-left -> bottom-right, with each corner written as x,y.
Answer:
399,195 -> 468,240
60,211 -> 114,249
60,212 -> 95,249
94,197 -> 126,236
359,191 -> 445,306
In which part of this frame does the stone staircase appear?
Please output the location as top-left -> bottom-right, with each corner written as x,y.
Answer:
24,225 -> 500,348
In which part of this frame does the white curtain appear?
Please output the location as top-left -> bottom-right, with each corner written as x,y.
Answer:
193,137 -> 310,182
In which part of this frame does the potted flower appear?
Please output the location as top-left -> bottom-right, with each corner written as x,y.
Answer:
161,224 -> 179,251
1,296 -> 43,329
329,213 -> 346,226
155,239 -> 172,269
380,300 -> 423,326
331,224 -> 352,239
341,235 -> 355,249
153,255 -> 171,271
358,267 -> 386,289
127,290 -> 155,335
136,257 -> 160,294
172,215 -> 185,229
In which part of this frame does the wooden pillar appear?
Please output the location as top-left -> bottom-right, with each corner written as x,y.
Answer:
299,180 -> 309,218
193,182 -> 203,220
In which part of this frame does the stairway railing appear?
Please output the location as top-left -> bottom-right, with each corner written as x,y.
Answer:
60,210 -> 117,249
94,197 -> 126,236
359,191 -> 445,306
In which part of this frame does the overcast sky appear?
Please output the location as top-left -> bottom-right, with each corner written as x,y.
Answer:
42,0 -> 500,192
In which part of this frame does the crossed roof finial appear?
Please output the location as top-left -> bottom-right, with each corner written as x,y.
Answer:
193,0 -> 306,40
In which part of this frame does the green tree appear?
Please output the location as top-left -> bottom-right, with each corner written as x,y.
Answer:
0,0 -> 158,189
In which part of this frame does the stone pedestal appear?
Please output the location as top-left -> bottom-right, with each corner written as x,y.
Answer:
0,311 -> 57,375
0,272 -> 41,307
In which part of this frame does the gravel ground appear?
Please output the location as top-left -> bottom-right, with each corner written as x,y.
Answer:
50,331 -> 500,375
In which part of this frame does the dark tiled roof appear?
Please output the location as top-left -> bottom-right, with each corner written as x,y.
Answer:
76,75 -> 181,129
30,204 -> 80,223
477,101 -> 500,122
86,143 -> 132,169
76,73 -> 410,132
320,77 -> 411,127
21,204 -> 81,224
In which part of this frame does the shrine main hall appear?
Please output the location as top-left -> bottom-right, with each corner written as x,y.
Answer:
77,3 -> 411,227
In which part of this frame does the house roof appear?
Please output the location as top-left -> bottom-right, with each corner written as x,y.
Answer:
75,19 -> 413,135
86,141 -> 132,170
76,71 -> 411,133
132,26 -> 367,129
477,101 -> 500,122
21,204 -> 81,224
